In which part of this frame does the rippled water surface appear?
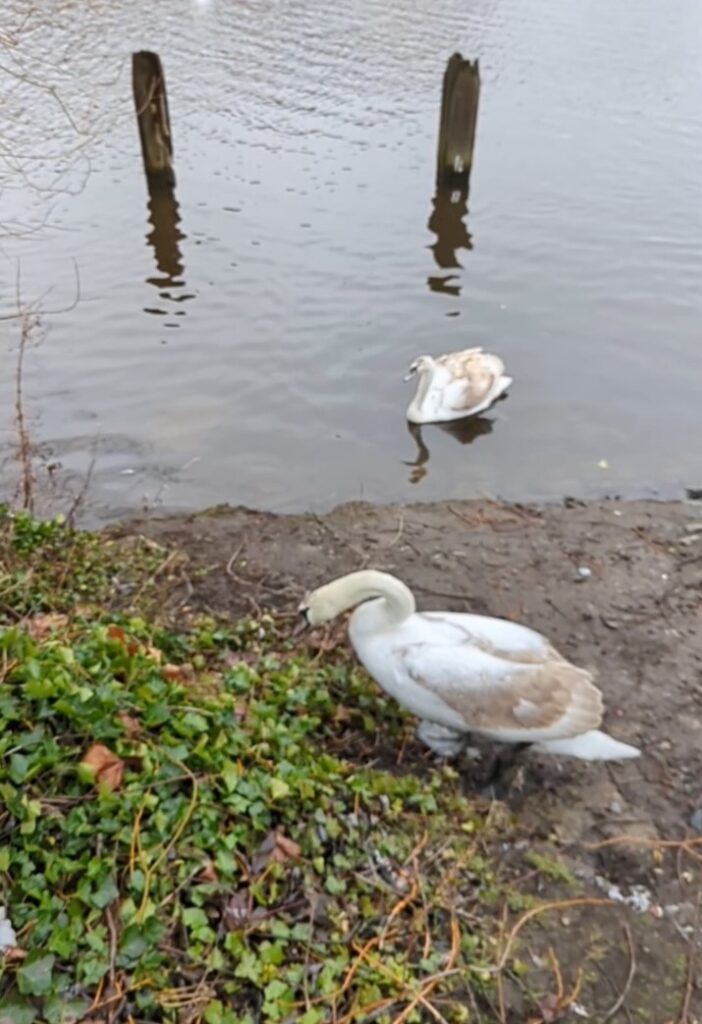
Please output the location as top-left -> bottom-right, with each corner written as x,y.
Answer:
1,0 -> 701,519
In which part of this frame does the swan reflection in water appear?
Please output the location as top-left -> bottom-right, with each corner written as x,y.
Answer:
404,415 -> 494,484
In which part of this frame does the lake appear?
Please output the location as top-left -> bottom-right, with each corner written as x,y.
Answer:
1,0 -> 701,520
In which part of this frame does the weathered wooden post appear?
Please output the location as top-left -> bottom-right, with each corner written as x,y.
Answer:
131,51 -> 186,288
436,53 -> 480,190
132,50 -> 175,187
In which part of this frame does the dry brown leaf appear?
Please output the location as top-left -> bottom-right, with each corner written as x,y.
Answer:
305,886 -> 332,925
116,711 -> 141,737
274,833 -> 302,860
163,663 -> 195,682
1,947 -> 27,962
106,624 -> 139,655
222,889 -> 251,931
198,861 -> 218,883
251,830 -> 302,874
222,889 -> 267,933
81,743 -> 124,792
26,613 -> 69,640
106,624 -> 128,644
146,645 -> 163,664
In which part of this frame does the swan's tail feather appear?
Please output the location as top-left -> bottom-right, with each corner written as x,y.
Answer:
534,730 -> 640,761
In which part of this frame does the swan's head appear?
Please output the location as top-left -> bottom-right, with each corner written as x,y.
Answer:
297,580 -> 342,627
297,570 -> 415,629
404,355 -> 434,381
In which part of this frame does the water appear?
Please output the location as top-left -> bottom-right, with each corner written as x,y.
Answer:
1,0 -> 701,520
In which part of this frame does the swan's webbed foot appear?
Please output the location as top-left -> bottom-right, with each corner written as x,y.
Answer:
416,720 -> 468,760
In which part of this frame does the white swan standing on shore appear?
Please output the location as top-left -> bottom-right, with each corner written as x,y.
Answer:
298,570 -> 640,762
405,347 -> 512,425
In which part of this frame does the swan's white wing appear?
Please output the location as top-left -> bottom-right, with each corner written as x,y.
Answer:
417,611 -> 557,663
398,640 -> 603,742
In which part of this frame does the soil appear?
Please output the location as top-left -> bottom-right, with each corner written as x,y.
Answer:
113,496 -> 702,1021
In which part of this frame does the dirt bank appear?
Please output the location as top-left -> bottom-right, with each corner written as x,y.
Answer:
113,496 -> 702,1020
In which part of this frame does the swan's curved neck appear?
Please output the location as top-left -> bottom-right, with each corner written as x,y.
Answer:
407,363 -> 437,418
320,570 -> 415,628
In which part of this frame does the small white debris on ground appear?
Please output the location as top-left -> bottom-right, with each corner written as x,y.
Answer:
0,906 -> 17,950
595,877 -> 655,914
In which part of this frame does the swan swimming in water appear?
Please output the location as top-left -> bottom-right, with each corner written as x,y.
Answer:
298,570 -> 640,763
405,347 -> 512,425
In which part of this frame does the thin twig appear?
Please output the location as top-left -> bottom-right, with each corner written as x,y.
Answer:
602,923 -> 636,1023
493,898 -> 615,974
677,893 -> 701,1024
13,277 -> 37,511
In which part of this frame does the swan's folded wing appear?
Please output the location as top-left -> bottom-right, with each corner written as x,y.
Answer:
437,347 -> 483,370
452,370 -> 498,411
438,352 -> 506,412
399,642 -> 603,739
419,611 -> 564,665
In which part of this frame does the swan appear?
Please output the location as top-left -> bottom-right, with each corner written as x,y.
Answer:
405,347 -> 512,425
298,570 -> 640,762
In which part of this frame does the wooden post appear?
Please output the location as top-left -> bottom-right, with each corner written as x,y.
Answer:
436,53 -> 480,189
132,51 -> 175,187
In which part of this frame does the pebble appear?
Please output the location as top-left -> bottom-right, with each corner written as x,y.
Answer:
575,566 -> 592,581
609,801 -> 623,815
689,808 -> 702,834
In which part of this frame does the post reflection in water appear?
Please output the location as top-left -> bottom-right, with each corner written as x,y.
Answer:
404,416 -> 494,484
426,187 -> 472,296
144,181 -> 194,317
414,177 -> 488,482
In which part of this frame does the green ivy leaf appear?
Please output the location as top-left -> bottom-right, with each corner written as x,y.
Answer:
16,952 -> 55,997
43,995 -> 91,1024
91,874 -> 119,909
182,907 -> 209,930
269,777 -> 290,801
0,996 -> 38,1024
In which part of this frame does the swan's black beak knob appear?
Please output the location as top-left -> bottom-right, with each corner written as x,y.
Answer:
291,606 -> 310,638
